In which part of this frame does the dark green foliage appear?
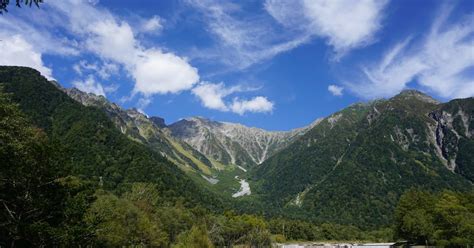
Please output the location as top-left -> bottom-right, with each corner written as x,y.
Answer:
267,218 -> 393,242
173,225 -> 214,248
0,0 -> 43,13
394,189 -> 474,246
85,190 -> 168,247
456,138 -> 474,181
0,88 -> 95,247
207,211 -> 272,247
394,189 -> 437,244
0,87 -> 60,246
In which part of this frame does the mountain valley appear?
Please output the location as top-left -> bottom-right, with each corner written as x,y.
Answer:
1,66 -> 473,246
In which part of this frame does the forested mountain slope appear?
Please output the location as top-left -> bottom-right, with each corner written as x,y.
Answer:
64,88 -> 215,175
0,66 -> 221,208
252,90 -> 473,228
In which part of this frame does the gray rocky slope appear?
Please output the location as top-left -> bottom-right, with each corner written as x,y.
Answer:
168,117 -> 319,168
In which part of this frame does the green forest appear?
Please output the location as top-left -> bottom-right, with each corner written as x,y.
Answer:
1,67 -> 473,247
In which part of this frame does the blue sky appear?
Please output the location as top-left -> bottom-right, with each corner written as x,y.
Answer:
0,0 -> 473,130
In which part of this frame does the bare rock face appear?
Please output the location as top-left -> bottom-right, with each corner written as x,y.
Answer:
429,98 -> 474,173
150,116 -> 166,129
168,117 -> 317,167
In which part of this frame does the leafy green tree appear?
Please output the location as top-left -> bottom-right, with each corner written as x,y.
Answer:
84,191 -> 167,247
395,189 -> 474,247
122,182 -> 161,214
53,176 -> 98,246
155,202 -> 194,244
0,0 -> 43,13
173,224 -> 214,248
207,212 -> 271,247
394,189 -> 436,245
433,191 -> 474,247
0,87 -> 64,247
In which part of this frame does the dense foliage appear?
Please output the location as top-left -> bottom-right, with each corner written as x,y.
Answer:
394,189 -> 474,246
0,88 -> 95,246
0,0 -> 42,13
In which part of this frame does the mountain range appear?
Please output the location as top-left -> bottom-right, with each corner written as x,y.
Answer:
1,66 -> 472,229
252,90 -> 473,227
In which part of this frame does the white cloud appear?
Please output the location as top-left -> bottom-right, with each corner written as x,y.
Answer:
265,0 -> 388,58
192,82 -> 242,111
133,50 -> 199,95
0,0 -> 273,115
88,0 -> 100,6
137,97 -> 153,113
86,19 -> 138,65
188,0 -> 387,69
73,60 -> 119,79
72,76 -> 106,96
230,96 -> 274,115
0,35 -> 53,79
346,6 -> 474,99
1,0 -> 200,99
192,82 -> 273,115
0,11 -> 79,56
141,16 -> 163,33
68,5 -> 200,95
328,85 -> 344,96
187,0 -> 311,69
78,15 -> 199,95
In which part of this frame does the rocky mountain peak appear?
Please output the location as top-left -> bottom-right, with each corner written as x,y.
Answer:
65,88 -> 109,107
150,116 -> 167,128
395,89 -> 440,104
168,116 -> 314,167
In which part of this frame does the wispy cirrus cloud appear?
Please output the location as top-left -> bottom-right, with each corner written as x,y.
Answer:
186,0 -> 312,69
186,0 -> 388,70
345,5 -> 474,99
